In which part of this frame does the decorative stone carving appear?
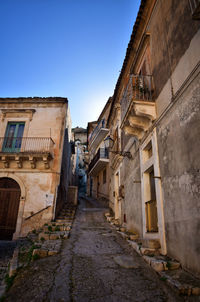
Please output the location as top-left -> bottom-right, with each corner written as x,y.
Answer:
15,156 -> 22,168
43,156 -> 50,169
29,156 -> 36,169
121,100 -> 156,140
1,109 -> 36,121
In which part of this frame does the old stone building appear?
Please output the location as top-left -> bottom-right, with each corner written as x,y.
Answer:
88,0 -> 200,276
87,98 -> 112,204
71,127 -> 88,196
0,97 -> 72,239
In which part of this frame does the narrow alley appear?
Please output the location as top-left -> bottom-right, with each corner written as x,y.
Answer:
4,197 -> 185,302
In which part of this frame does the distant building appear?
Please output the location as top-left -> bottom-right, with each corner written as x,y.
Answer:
0,97 -> 72,239
87,98 -> 112,205
71,127 -> 87,195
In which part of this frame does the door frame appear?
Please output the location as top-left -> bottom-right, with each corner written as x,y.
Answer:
0,173 -> 26,240
140,129 -> 167,255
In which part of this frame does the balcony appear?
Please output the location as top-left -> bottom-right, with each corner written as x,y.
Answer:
121,75 -> 156,140
189,0 -> 200,19
88,148 -> 109,176
88,119 -> 109,151
0,137 -> 54,169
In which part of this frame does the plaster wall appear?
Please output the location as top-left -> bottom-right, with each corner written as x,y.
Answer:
91,166 -> 109,201
121,143 -> 143,235
157,70 -> 200,275
0,103 -> 66,172
148,0 -> 200,101
0,99 -> 68,237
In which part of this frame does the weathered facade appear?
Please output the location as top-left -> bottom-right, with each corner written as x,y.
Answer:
87,98 -> 112,205
0,97 -> 72,239
105,0 -> 200,276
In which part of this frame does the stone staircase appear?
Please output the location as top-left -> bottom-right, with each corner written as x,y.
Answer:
0,203 -> 77,300
9,203 -> 77,275
105,212 -> 200,297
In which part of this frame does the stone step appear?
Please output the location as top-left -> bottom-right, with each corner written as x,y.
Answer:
140,247 -> 160,256
43,225 -> 70,232
55,219 -> 73,223
143,255 -> 181,272
129,234 -> 139,241
57,216 -> 74,220
159,269 -> 200,296
138,239 -> 161,249
50,222 -> 72,227
117,231 -> 129,240
38,231 -> 69,241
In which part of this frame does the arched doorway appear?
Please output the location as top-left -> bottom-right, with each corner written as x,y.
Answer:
0,178 -> 21,240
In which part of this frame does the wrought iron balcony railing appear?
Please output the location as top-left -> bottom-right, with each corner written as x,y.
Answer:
88,148 -> 109,173
121,74 -> 154,122
189,0 -> 200,19
88,119 -> 106,144
0,137 -> 55,155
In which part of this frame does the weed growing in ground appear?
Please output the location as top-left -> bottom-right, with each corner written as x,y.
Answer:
0,295 -> 6,302
40,237 -> 45,243
166,261 -> 171,269
160,276 -> 167,281
19,244 -> 41,265
48,226 -> 53,232
4,273 -> 16,291
32,254 -> 40,261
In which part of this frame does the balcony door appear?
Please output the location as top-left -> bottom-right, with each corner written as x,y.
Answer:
3,122 -> 25,152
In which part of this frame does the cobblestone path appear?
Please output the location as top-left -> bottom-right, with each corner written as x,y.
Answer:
4,197 -> 193,302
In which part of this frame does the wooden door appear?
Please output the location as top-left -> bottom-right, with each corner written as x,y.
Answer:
0,178 -> 21,240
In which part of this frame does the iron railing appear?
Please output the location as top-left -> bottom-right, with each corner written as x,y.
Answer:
88,119 -> 106,144
189,0 -> 200,19
121,74 -> 154,122
88,148 -> 109,173
0,137 -> 55,155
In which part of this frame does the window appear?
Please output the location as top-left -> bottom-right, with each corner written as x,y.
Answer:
3,122 -> 25,152
143,140 -> 152,162
140,134 -> 159,234
103,169 -> 107,184
145,168 -> 158,232
140,129 -> 166,254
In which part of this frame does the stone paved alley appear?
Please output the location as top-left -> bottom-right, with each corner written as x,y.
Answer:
4,198 -> 198,302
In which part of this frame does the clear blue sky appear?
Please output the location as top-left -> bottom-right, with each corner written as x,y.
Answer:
0,0 -> 140,128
